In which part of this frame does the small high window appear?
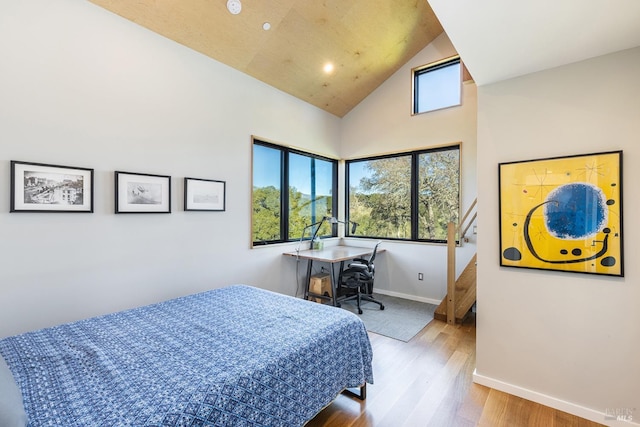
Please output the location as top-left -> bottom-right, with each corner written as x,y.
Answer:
413,56 -> 462,115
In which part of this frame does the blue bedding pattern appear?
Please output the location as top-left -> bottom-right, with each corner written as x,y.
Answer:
0,285 -> 373,427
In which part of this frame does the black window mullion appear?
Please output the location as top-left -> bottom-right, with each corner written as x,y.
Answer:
281,150 -> 289,242
411,153 -> 419,240
331,160 -> 338,237
344,161 -> 351,237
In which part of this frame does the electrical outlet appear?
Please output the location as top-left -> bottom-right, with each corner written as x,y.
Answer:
418,273 -> 424,281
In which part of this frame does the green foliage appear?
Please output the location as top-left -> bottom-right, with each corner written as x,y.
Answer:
355,156 -> 412,238
289,186 -> 333,240
418,150 -> 460,240
253,185 -> 333,243
252,186 -> 280,242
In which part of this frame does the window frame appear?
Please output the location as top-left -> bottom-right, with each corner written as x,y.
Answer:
252,138 -> 338,247
412,55 -> 462,115
345,144 -> 461,243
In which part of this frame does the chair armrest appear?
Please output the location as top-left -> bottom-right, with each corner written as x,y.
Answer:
346,262 -> 368,271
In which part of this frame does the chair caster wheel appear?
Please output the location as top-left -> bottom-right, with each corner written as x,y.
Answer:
380,305 -> 385,310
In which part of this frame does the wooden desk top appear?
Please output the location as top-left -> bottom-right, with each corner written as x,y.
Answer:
283,245 -> 385,263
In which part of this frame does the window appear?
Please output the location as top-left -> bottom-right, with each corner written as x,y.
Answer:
346,145 -> 460,243
252,139 -> 337,246
413,56 -> 461,115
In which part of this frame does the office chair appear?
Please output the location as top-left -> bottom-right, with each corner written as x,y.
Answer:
338,242 -> 385,314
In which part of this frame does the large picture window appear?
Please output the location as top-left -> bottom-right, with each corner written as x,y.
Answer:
346,145 -> 460,242
252,139 -> 337,246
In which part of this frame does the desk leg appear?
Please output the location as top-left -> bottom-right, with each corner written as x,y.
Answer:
303,259 -> 313,301
329,263 -> 338,306
331,261 -> 344,307
338,261 -> 345,286
331,261 -> 346,306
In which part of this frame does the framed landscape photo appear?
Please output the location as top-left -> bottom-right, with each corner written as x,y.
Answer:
11,160 -> 93,213
184,177 -> 226,211
115,171 -> 171,213
499,150 -> 623,277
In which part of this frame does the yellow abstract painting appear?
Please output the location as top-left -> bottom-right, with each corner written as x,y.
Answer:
499,151 -> 623,276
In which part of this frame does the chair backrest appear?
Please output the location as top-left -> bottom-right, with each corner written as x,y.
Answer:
367,241 -> 382,265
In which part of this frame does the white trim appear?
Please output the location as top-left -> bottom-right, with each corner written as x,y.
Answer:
473,370 -> 639,427
374,288 -> 442,306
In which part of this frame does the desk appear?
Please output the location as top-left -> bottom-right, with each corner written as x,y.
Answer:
283,246 -> 385,306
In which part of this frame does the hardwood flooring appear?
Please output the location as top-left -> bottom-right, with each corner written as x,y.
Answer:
307,314 -> 604,427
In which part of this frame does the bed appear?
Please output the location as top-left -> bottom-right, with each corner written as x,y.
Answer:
0,285 -> 373,427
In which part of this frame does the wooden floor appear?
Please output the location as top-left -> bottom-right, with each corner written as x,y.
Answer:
307,313 -> 604,427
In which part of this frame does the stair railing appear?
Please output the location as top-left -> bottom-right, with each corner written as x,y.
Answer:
446,198 -> 477,324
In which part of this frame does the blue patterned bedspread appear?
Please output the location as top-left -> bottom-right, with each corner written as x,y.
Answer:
0,285 -> 373,427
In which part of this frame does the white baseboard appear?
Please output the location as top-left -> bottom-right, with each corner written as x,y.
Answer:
374,288 -> 442,306
473,370 -> 639,427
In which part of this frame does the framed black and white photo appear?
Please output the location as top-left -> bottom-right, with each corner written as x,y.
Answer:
115,171 -> 171,213
11,160 -> 93,213
184,177 -> 226,211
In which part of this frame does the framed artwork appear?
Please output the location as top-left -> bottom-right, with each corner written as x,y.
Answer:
10,160 -> 93,213
184,177 -> 226,211
115,171 -> 171,213
499,150 -> 623,277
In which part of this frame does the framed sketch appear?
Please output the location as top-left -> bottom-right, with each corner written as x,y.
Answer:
11,160 -> 93,213
184,177 -> 226,211
499,150 -> 623,277
115,171 -> 171,213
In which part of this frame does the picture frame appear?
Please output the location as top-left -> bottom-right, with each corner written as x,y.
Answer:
10,160 -> 93,213
184,177 -> 226,211
499,150 -> 623,277
115,171 -> 171,213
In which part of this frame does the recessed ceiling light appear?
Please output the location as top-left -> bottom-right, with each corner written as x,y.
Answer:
226,0 -> 241,15
323,63 -> 334,74
263,22 -> 271,31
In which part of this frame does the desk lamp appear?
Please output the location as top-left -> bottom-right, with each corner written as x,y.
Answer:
296,216 -> 358,252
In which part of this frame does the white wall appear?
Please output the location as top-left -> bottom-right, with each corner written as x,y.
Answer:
0,0 -> 341,337
475,47 -> 640,424
340,33 -> 477,303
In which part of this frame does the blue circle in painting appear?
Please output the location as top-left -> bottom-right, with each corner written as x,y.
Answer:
544,183 -> 607,240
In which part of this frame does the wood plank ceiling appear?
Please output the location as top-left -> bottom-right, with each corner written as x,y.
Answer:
89,0 -> 444,117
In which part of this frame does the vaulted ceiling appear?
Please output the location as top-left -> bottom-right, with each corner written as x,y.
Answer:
89,0 -> 444,117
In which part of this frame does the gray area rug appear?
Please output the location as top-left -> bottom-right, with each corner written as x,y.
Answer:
339,293 -> 437,342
